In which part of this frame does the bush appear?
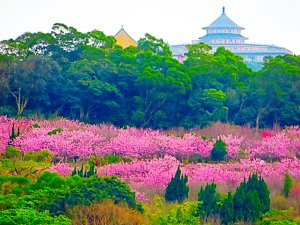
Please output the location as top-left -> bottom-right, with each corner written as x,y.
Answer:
0,208 -> 71,225
257,209 -> 300,225
47,128 -> 63,135
32,123 -> 40,128
210,138 -> 227,161
4,146 -> 21,160
0,172 -> 143,217
67,200 -> 148,225
24,150 -> 54,163
101,154 -> 123,165
165,166 -> 189,203
188,154 -> 204,163
150,201 -> 200,225
271,195 -> 291,210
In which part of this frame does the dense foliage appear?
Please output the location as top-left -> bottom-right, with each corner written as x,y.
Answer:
233,174 -> 270,222
0,172 -> 142,222
164,166 -> 189,203
197,182 -> 221,218
0,24 -> 299,129
210,138 -> 227,161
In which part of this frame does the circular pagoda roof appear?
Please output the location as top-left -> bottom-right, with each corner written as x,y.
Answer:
203,7 -> 244,30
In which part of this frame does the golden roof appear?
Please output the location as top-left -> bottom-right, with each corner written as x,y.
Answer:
115,26 -> 137,48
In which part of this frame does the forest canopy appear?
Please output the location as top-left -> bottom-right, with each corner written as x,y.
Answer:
0,23 -> 299,129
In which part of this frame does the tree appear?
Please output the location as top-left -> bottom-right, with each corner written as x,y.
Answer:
233,174 -> 270,223
245,190 -> 262,222
211,138 -> 227,161
220,192 -> 234,225
8,56 -> 62,115
197,182 -> 221,219
164,167 -> 189,203
138,33 -> 172,57
63,59 -> 122,121
0,57 -> 10,107
282,172 -> 293,198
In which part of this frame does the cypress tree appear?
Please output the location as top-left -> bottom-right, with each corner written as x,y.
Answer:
198,182 -> 220,218
233,174 -> 270,223
245,190 -> 261,222
220,192 -> 234,225
258,176 -> 270,213
233,180 -> 247,221
165,166 -> 189,203
211,138 -> 227,161
282,172 -> 293,198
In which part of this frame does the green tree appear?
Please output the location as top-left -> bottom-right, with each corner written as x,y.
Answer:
245,190 -> 262,222
220,192 -> 234,225
164,167 -> 189,203
8,55 -> 61,115
138,33 -> 172,57
197,182 -> 221,219
233,174 -> 270,223
211,138 -> 227,161
281,172 -> 293,198
63,59 -> 122,121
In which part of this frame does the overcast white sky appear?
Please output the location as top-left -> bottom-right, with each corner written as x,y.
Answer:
1,0 -> 300,54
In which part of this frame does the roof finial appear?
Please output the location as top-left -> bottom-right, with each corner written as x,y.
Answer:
121,25 -> 124,29
222,6 -> 225,14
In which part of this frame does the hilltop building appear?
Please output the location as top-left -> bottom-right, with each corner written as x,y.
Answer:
170,7 -> 292,68
115,26 -> 137,48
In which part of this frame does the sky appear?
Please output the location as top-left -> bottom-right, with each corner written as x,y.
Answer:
1,0 -> 300,54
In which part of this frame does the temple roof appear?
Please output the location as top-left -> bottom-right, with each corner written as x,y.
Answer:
203,7 -> 244,30
115,26 -> 137,48
200,33 -> 248,40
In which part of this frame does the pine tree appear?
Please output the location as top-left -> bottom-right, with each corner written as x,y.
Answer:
245,190 -> 261,222
233,174 -> 270,223
247,174 -> 270,213
197,182 -> 220,218
233,180 -> 247,221
282,172 -> 293,198
220,192 -> 234,225
164,166 -> 189,203
257,176 -> 270,213
211,138 -> 227,161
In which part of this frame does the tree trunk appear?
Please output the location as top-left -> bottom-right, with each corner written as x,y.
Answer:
255,100 -> 271,132
11,88 -> 28,115
255,114 -> 260,132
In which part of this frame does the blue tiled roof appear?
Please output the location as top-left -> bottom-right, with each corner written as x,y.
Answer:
200,33 -> 248,40
203,11 -> 244,30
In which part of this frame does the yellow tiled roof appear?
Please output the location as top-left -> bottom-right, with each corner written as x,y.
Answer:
115,26 -> 137,48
